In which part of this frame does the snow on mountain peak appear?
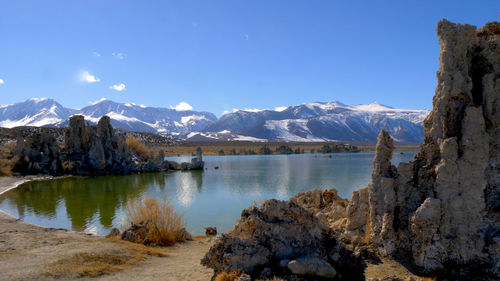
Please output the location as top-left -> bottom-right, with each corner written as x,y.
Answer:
28,97 -> 49,103
90,98 -> 108,105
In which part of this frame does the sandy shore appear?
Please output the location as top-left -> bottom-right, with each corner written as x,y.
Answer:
0,176 -> 430,280
0,176 -> 214,281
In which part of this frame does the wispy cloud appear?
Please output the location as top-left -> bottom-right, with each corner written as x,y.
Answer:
0,78 -> 4,85
171,102 -> 193,111
244,34 -> 249,40
109,83 -> 126,91
112,53 -> 127,60
79,71 -> 100,83
92,51 -> 101,57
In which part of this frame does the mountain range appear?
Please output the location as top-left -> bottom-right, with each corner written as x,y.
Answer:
0,98 -> 429,143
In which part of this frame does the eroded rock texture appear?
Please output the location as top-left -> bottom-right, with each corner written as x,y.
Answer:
201,199 -> 364,280
363,20 -> 499,278
11,115 -> 204,175
202,20 -> 499,280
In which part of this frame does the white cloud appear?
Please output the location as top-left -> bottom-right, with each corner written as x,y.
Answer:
222,110 -> 231,115
79,71 -> 100,83
0,78 -> 4,84
109,83 -> 126,91
275,106 -> 288,112
92,51 -> 101,57
112,53 -> 127,60
171,102 -> 193,111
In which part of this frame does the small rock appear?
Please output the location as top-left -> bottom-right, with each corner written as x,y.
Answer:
205,227 -> 217,236
287,256 -> 337,279
106,228 -> 121,238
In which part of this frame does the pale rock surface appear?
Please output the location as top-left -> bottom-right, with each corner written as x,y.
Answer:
359,20 -> 500,278
201,199 -> 364,280
287,256 -> 337,278
201,19 -> 499,280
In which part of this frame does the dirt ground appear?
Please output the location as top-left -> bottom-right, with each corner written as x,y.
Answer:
0,177 -> 214,281
0,176 -> 430,281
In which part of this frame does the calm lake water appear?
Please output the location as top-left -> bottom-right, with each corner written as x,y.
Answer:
0,152 -> 414,235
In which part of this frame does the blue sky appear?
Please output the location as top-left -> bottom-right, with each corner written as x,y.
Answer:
0,1 -> 498,115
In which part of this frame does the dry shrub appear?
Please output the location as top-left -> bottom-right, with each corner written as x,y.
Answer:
215,270 -> 242,281
0,158 -> 14,176
126,137 -> 150,157
0,141 -> 16,176
215,271 -> 285,281
125,197 -> 186,246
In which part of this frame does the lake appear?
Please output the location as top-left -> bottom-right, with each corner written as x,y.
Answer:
0,152 -> 415,235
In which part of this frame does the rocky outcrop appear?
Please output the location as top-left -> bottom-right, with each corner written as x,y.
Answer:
11,115 -> 203,175
62,115 -> 132,175
360,20 -> 500,278
201,199 -> 364,280
202,19 -> 499,280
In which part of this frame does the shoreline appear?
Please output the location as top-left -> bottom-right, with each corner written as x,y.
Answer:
0,175 -> 76,232
0,175 -> 215,281
0,176 -> 432,281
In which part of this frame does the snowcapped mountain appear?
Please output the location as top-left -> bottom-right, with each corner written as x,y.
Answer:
79,99 -> 216,134
0,98 -> 429,143
204,101 -> 430,143
0,98 -> 78,128
0,98 -> 217,134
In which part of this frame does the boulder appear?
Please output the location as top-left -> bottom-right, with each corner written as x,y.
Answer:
121,223 -> 149,243
201,199 -> 364,280
287,256 -> 337,278
205,227 -> 217,236
106,228 -> 121,238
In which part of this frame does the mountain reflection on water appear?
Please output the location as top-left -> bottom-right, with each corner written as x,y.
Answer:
0,152 -> 415,235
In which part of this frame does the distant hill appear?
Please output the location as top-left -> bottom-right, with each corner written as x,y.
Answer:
0,98 -> 429,144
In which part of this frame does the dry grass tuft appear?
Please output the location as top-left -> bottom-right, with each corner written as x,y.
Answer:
45,250 -> 139,278
103,237 -> 169,257
215,270 -> 242,281
193,235 -> 207,241
126,136 -> 150,157
125,197 -> 186,246
215,271 -> 285,281
0,158 -> 14,176
0,141 -> 17,176
44,239 -> 168,278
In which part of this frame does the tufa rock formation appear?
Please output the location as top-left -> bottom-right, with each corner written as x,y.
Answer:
62,115 -> 132,175
11,115 -> 204,175
201,199 -> 364,280
361,19 -> 500,278
202,20 -> 499,280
